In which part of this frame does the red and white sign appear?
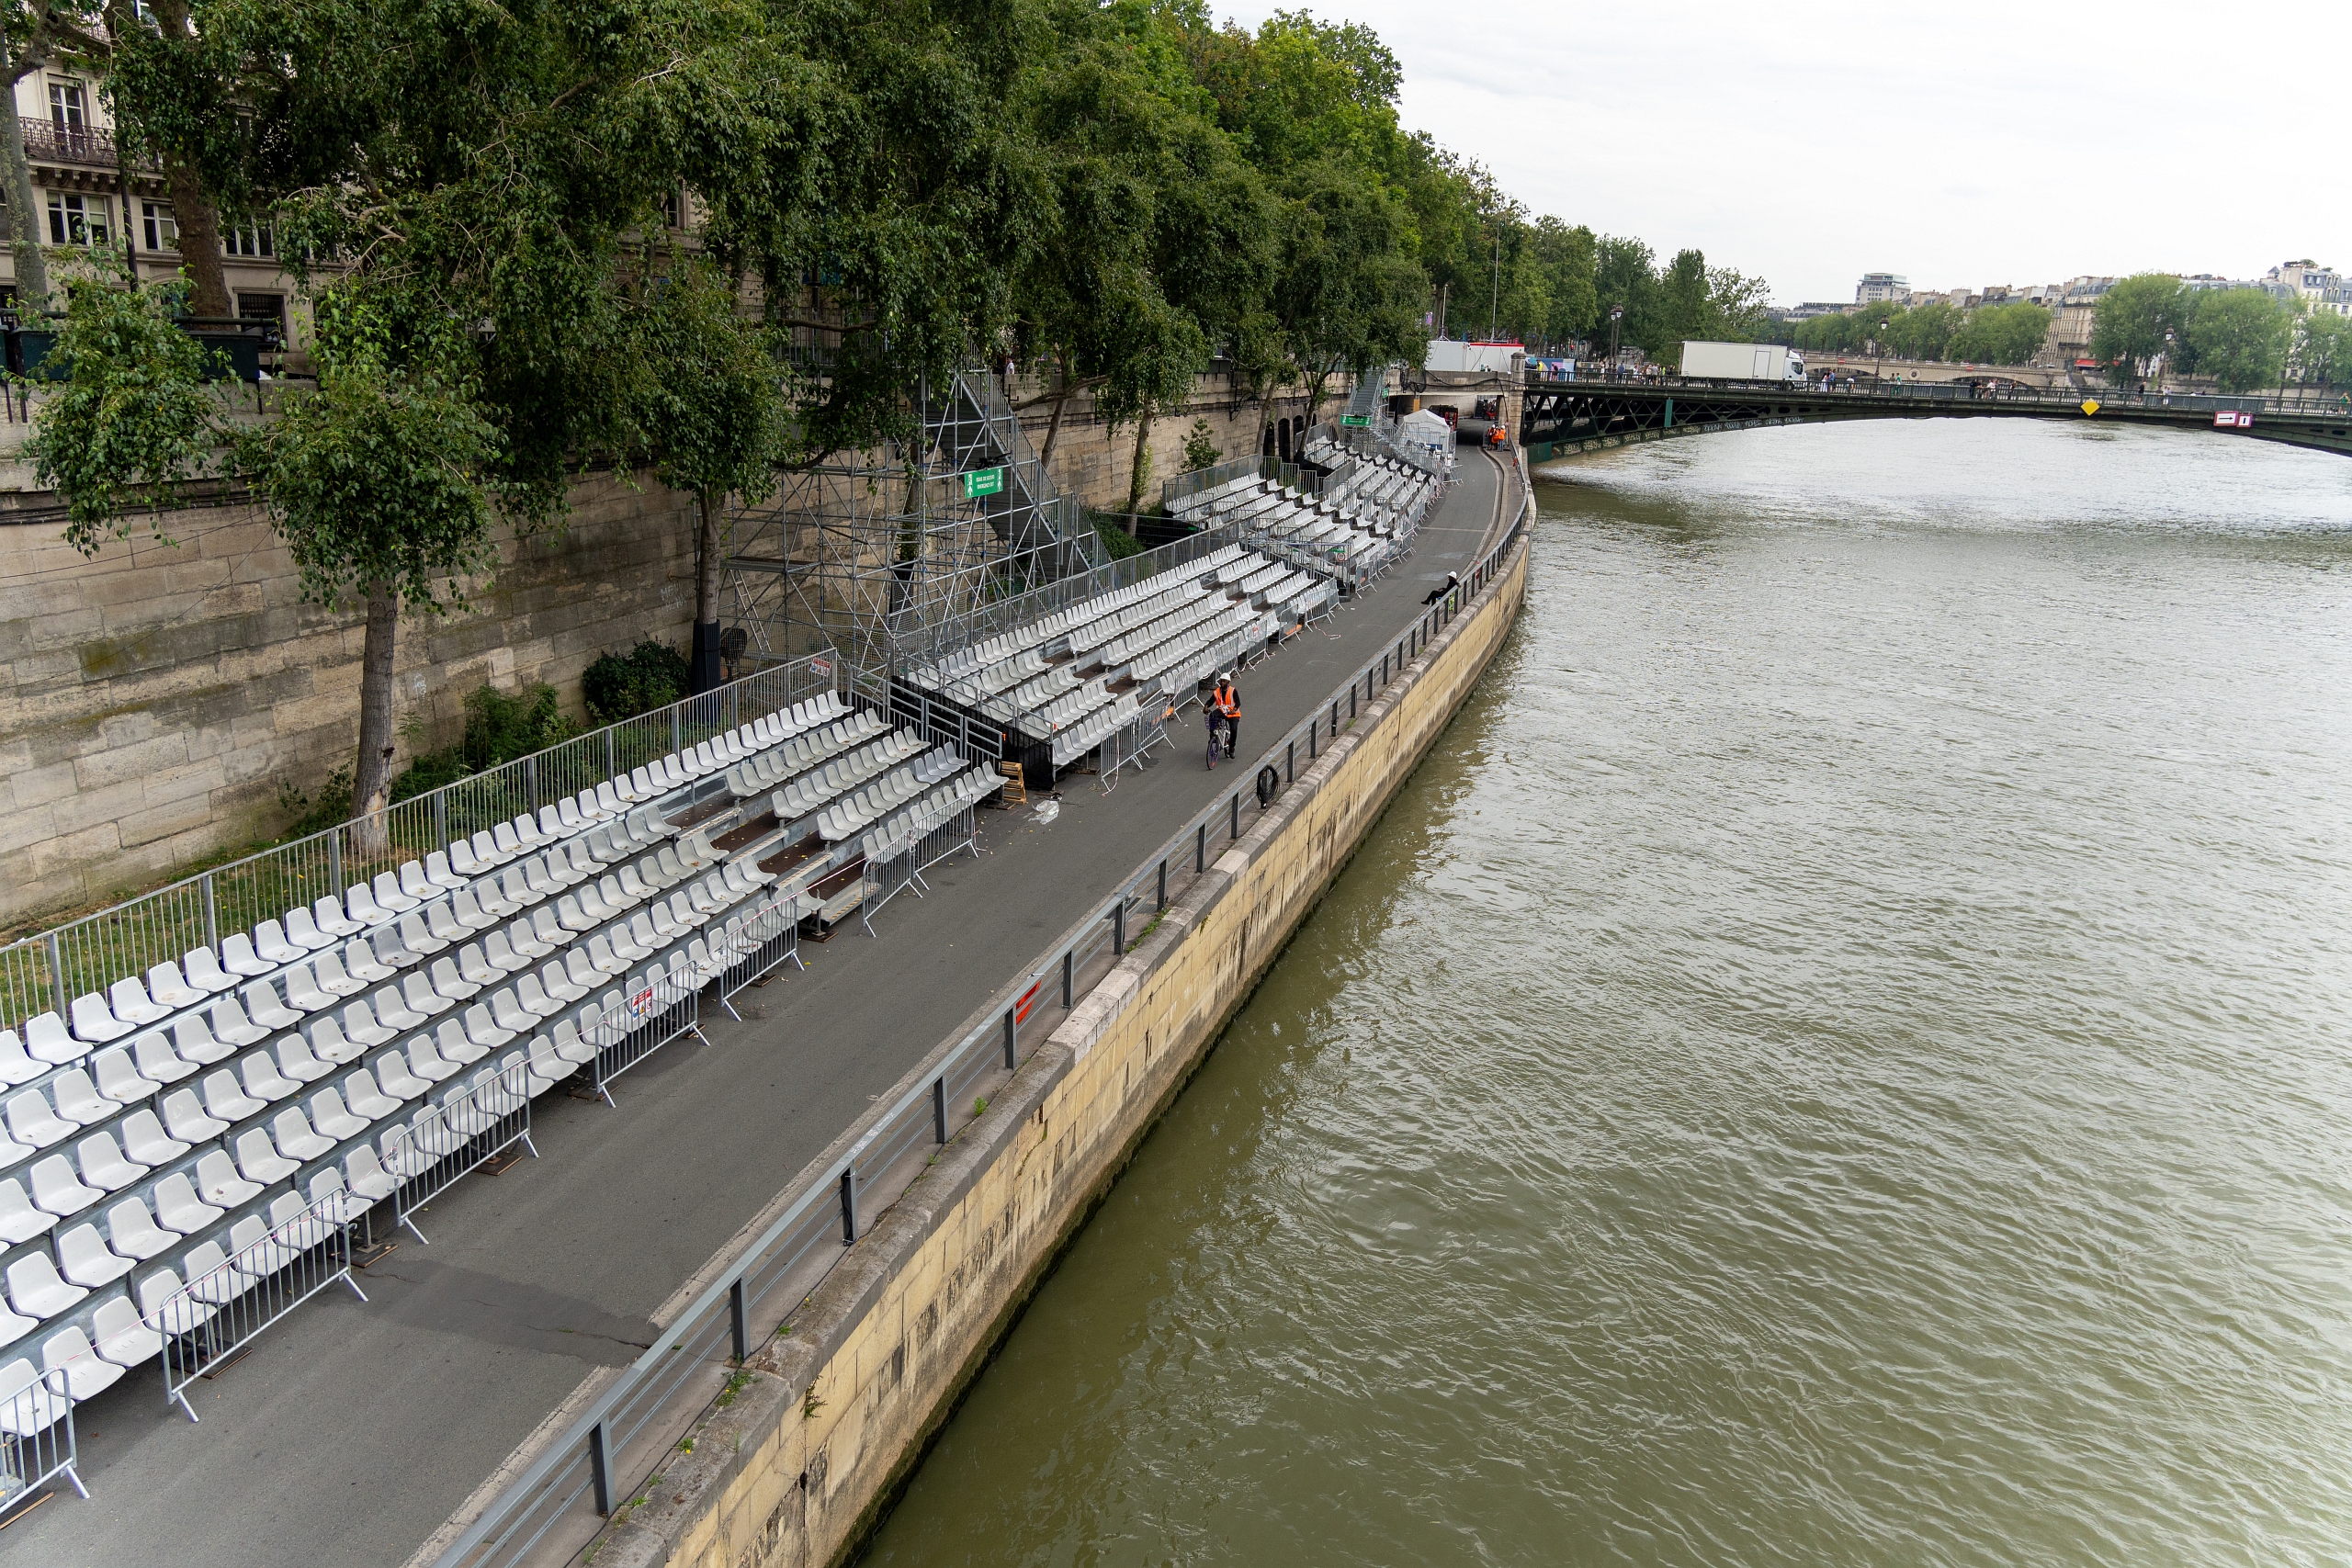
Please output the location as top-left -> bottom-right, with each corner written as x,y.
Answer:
2215,411 -> 2254,429
809,655 -> 831,682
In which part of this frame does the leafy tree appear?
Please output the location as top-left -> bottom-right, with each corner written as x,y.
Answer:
2089,274 -> 2189,386
2290,310 -> 2352,389
0,1 -> 107,309
234,292 -> 504,835
1948,301 -> 2049,366
1182,417 -> 1221,470
23,264 -> 219,552
2185,288 -> 2293,393
629,252 -> 784,692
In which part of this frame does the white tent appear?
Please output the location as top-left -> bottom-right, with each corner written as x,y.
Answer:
1396,409 -> 1453,448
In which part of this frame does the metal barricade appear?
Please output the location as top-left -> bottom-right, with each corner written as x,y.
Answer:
0,1366 -> 83,1515
589,969 -> 705,1103
716,887 -> 811,1010
389,1054 -> 538,1244
149,1188 -> 366,1422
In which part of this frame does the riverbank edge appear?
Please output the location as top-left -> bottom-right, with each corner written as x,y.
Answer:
582,532 -> 1529,1568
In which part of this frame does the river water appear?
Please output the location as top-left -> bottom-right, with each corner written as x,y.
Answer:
865,419 -> 2352,1567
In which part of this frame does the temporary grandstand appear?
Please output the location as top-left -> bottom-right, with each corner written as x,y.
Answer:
0,668 -> 1001,1479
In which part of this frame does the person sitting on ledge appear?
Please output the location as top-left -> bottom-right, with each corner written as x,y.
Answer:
1420,570 -> 1459,606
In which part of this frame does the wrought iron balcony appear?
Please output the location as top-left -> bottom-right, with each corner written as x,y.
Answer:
18,116 -> 128,169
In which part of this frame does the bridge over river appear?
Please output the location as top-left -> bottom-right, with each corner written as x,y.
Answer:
1517,378 -> 2352,462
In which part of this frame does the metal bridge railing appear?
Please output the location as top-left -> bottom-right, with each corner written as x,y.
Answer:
1538,371 -> 2352,417
0,652 -> 840,1039
427,465 -> 1535,1568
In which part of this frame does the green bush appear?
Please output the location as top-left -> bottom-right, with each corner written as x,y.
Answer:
1091,511 -> 1146,560
390,681 -> 580,803
582,640 -> 691,727
1182,417 -> 1221,471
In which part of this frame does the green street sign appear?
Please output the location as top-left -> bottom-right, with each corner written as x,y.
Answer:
961,467 -> 1006,500
1340,414 -> 1370,427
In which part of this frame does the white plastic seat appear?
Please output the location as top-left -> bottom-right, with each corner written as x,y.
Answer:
428,955 -> 477,1004
185,1237 -> 246,1306
269,1106 -> 334,1162
68,991 -> 133,1046
232,1128 -> 298,1186
372,870 -> 421,914
458,1005 -> 513,1053
306,1086 -> 369,1141
0,1179 -> 53,1245
150,1172 -> 222,1235
492,819 -> 526,857
4,1090 -> 71,1155
181,945 -> 238,996
253,919 -> 305,965
400,971 -> 452,1019
140,1260 -> 216,1335
313,893 -> 364,939
269,1189 -> 336,1253
303,1014 -> 364,1066
339,997 -> 397,1048
368,986 -> 425,1032
160,1088 -> 230,1145
74,1130 -> 146,1192
43,1324 -> 123,1399
548,1018 -> 596,1067
400,860 -> 438,904
369,1052 -> 431,1101
219,932 -> 274,978
404,1036 -> 460,1084
93,1044 -> 162,1105
0,1032 -> 40,1090
208,997 -> 268,1048
48,1069 -> 111,1127
7,1250 -> 85,1325
239,1053 -> 301,1104
424,899 -> 469,948
284,904 -> 338,952
142,960 -> 202,1011
456,943 -> 502,989
512,974 -> 561,1021
28,1152 -> 102,1219
102,1197 -> 176,1262
424,849 -> 468,891
433,1018 -> 487,1067
118,1109 -> 189,1168
283,961 -> 335,1014
343,937 -> 395,984
311,948 -> 364,999
397,910 -> 446,958
528,906 -> 570,952
276,1035 -> 334,1084
521,1037 -> 570,1096
193,1149 -> 261,1210
482,930 -> 531,976
92,1293 -> 164,1367
451,888 -> 499,933
107,976 -> 171,1027
338,1067 -> 401,1121
242,979 -> 301,1032
538,959 -> 588,1006
56,1223 -> 136,1290
344,1145 -> 398,1202
169,1012 -> 232,1066
198,1069 -> 267,1124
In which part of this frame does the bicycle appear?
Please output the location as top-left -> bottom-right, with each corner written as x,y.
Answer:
1205,715 -> 1226,770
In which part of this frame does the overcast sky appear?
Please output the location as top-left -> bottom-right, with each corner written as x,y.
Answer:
1218,1 -> 2351,305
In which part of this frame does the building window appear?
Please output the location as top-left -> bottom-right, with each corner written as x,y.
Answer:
142,200 -> 178,252
47,81 -> 86,130
237,293 -> 285,334
223,220 -> 274,258
46,192 -> 109,246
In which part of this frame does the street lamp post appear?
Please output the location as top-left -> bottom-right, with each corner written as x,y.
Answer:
1608,303 -> 1623,379
2163,330 -> 2175,400
1876,320 -> 1889,391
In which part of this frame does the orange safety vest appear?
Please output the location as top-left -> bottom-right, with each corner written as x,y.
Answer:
1213,686 -> 1239,718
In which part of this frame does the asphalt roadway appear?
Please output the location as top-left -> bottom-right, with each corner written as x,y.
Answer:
10,450 -> 1510,1568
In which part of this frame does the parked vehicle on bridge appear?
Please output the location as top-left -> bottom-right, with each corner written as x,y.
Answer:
1680,340 -> 1806,387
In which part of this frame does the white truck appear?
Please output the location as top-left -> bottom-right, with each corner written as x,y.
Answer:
1680,340 -> 1805,386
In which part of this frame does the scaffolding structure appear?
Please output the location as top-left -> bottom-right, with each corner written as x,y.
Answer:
725,369 -> 1104,688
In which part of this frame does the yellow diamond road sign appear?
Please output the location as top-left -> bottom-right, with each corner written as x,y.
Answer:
2080,399 -> 2101,416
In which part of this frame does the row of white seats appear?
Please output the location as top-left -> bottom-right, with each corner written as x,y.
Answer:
857,765 -> 1008,862
722,711 -> 890,798
815,750 -> 968,844
768,732 -> 931,826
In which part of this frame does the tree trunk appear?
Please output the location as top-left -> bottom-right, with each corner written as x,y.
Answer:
1125,403 -> 1154,516
164,155 -> 231,317
0,62 -> 47,309
1035,354 -> 1073,472
350,581 -> 400,855
690,488 -> 722,694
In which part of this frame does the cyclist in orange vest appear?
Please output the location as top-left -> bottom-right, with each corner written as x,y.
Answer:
1211,674 -> 1240,761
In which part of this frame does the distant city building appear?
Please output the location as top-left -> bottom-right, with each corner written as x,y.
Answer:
1855,271 -> 1907,305
1784,301 -> 1854,321
2263,260 -> 2346,315
2060,276 -> 2119,304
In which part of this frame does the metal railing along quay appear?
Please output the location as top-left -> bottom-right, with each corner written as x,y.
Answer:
0,653 -> 841,1039
428,476 -> 1536,1568
1539,370 -> 2352,418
